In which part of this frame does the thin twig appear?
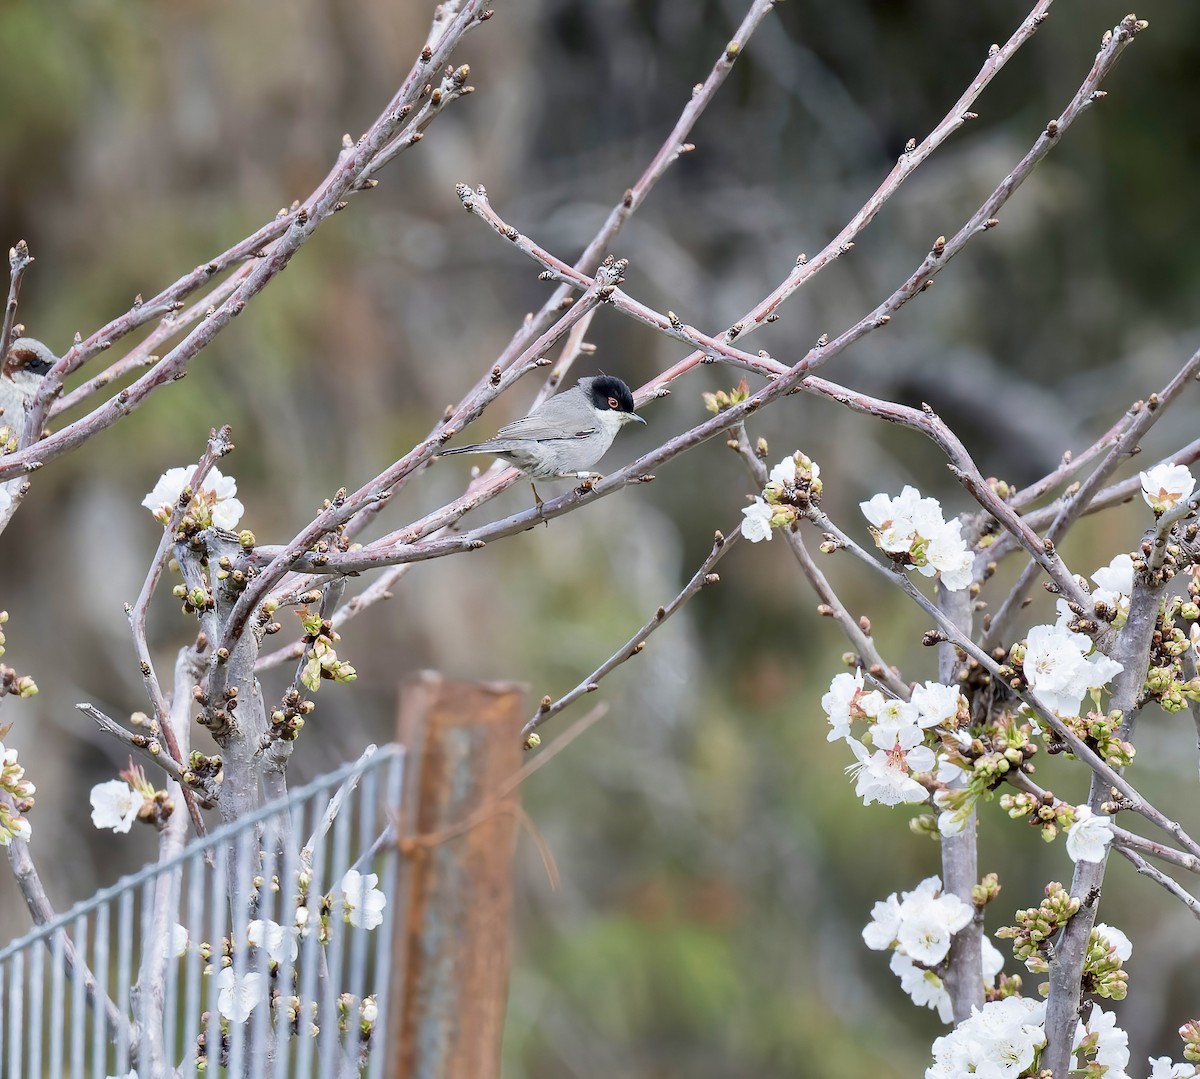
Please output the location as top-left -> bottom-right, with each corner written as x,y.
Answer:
77,703 -> 218,805
521,527 -> 737,743
131,645 -> 197,1073
1,240 -> 33,356
1112,826 -> 1200,875
302,744 -> 378,873
50,266 -> 251,418
1113,844 -> 1200,919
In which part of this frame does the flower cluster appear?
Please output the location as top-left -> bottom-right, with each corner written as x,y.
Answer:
863,875 -> 1001,1022
740,451 -> 822,542
925,991 -> 1141,1078
89,765 -> 170,833
1085,922 -> 1131,1002
1073,1004 -> 1130,1078
0,741 -> 35,844
995,796 -> 1113,865
926,995 -> 1046,1078
142,465 -> 245,531
999,789 -> 1073,843
933,712 -> 1039,838
1088,554 -> 1135,627
1141,590 -> 1200,714
860,485 -> 973,592
823,670 -> 965,808
1140,461 -> 1196,516
134,867 -> 390,1040
1016,621 -> 1123,718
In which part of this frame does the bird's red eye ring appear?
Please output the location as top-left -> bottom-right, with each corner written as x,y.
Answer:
607,396 -> 619,409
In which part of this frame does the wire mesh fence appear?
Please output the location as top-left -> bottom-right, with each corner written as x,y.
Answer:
0,744 -> 404,1078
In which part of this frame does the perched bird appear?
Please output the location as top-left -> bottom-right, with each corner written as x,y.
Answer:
440,374 -> 646,507
0,338 -> 54,441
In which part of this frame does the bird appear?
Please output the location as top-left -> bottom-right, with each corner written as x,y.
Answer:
0,338 -> 54,444
439,374 -> 646,509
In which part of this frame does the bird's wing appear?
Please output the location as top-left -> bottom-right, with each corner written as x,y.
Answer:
494,416 -> 595,442
495,397 -> 595,442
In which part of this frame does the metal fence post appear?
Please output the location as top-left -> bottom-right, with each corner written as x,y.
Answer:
391,672 -> 525,1079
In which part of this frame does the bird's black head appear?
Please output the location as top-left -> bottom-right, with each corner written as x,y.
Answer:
584,375 -> 637,415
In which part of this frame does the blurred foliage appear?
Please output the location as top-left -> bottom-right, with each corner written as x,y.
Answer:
1,0 -> 1199,1073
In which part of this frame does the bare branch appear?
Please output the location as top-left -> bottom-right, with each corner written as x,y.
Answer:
983,347 -> 1200,649
0,0 -> 494,479
1113,843 -> 1200,919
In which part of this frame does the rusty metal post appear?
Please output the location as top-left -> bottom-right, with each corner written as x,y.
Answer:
388,672 -> 525,1079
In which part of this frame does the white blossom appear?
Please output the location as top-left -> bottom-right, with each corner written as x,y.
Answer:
215,967 -> 266,1023
910,681 -> 963,729
888,935 -> 1005,1027
1148,1058 -> 1198,1078
1075,1005 -> 1130,1079
247,918 -> 299,964
845,728 -> 934,807
142,465 -> 244,530
896,892 -> 972,966
1140,462 -> 1195,514
340,869 -> 387,930
860,486 -> 972,591
161,922 -> 189,959
924,520 -> 974,592
864,694 -> 922,747
89,780 -> 145,833
862,891 -> 903,951
890,952 -> 952,1023
1086,553 -> 1135,625
862,876 -> 969,967
768,455 -> 797,486
1022,622 -> 1123,717
739,497 -> 774,542
860,486 -> 937,553
1065,805 -> 1114,863
821,669 -> 877,743
926,996 -> 1046,1079
1093,922 -> 1132,962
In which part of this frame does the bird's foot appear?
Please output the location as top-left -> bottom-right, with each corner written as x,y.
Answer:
531,481 -> 549,525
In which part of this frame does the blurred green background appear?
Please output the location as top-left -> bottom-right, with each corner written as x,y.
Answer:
1,0 -> 1198,1073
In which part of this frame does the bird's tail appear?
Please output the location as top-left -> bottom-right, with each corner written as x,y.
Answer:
438,444 -> 486,456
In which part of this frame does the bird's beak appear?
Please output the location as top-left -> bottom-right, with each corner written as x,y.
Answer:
627,413 -> 647,425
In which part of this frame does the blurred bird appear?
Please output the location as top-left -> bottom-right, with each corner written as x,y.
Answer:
0,338 -> 54,440
439,374 -> 646,508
